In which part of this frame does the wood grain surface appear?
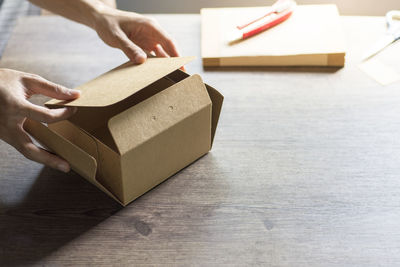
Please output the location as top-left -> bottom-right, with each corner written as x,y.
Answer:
1,15 -> 400,266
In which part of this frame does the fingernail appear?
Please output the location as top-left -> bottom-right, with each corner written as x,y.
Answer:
57,162 -> 70,173
68,89 -> 81,98
69,89 -> 81,97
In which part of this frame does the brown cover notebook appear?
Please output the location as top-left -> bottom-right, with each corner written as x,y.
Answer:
201,4 -> 346,67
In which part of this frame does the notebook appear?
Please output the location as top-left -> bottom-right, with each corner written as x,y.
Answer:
201,4 -> 346,67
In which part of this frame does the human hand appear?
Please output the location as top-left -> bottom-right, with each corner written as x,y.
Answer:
92,7 -> 181,64
0,69 -> 80,172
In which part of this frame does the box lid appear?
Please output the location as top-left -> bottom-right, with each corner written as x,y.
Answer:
46,57 -> 195,107
107,74 -> 212,154
201,4 -> 346,67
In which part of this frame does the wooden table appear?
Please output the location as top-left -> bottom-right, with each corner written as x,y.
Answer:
1,15 -> 400,266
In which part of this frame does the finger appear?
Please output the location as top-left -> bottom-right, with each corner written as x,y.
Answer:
116,30 -> 147,64
21,101 -> 77,123
157,32 -> 180,58
154,44 -> 169,58
27,76 -> 80,100
148,51 -> 156,57
147,20 -> 180,57
16,130 -> 70,173
155,43 -> 186,71
154,31 -> 185,71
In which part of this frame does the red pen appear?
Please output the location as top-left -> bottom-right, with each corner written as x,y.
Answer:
230,0 -> 296,43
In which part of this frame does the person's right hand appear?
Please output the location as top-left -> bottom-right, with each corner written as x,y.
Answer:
0,68 -> 80,172
92,7 -> 181,64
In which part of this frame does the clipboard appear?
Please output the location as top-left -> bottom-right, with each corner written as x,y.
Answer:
201,4 -> 346,67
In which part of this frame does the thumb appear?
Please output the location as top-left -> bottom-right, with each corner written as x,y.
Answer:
116,31 -> 147,64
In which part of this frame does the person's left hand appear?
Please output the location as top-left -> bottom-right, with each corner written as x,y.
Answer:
93,7 -> 181,64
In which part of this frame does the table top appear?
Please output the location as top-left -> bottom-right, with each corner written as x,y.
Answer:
1,14 -> 400,266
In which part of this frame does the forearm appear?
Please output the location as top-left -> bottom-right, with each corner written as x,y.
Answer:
28,0 -> 181,64
28,0 -> 108,28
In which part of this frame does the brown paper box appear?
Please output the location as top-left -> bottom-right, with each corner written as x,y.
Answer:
24,57 -> 224,206
201,4 -> 346,67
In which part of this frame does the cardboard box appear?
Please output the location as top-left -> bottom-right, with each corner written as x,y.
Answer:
24,57 -> 224,206
201,4 -> 346,67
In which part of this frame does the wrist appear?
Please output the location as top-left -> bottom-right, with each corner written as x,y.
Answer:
87,1 -> 116,29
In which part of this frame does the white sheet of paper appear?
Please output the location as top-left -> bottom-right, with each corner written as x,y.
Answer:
359,57 -> 400,86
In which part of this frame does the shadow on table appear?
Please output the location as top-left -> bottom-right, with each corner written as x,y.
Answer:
203,65 -> 343,73
0,167 -> 122,266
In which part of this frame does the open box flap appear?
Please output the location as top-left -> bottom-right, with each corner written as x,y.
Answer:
204,83 -> 223,147
107,74 -> 212,155
166,70 -> 224,147
46,57 -> 195,108
23,119 -> 124,205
